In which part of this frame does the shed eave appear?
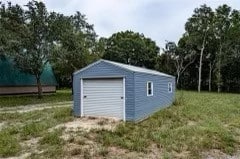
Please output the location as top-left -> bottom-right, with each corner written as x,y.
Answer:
74,59 -> 175,78
73,59 -> 103,75
101,59 -> 175,78
80,75 -> 126,79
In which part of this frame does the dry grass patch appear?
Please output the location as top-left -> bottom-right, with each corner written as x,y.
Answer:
54,117 -> 119,133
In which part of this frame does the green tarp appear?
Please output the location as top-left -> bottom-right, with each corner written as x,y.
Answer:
0,57 -> 57,86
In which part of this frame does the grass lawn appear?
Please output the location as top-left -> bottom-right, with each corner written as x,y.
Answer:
0,107 -> 73,158
0,91 -> 239,158
0,89 -> 72,108
91,91 -> 240,158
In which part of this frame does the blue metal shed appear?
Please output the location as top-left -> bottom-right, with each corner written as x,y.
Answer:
73,59 -> 175,122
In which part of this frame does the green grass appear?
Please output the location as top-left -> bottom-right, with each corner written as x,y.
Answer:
0,91 -> 240,158
91,91 -> 240,158
0,129 -> 21,157
0,89 -> 72,108
40,129 -> 64,146
0,107 -> 73,157
37,129 -> 65,159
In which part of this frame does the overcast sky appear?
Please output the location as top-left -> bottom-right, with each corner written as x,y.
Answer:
3,0 -> 240,48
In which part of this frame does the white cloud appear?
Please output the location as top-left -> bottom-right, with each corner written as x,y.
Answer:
2,0 -> 240,47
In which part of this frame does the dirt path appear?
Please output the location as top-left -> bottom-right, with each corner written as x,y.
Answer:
0,101 -> 72,113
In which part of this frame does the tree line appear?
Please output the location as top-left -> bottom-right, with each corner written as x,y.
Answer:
0,1 -> 239,98
162,4 -> 240,93
0,1 -> 98,98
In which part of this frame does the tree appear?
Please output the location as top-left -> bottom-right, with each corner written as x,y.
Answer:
1,1 -> 97,92
0,2 -> 25,56
185,4 -> 214,92
1,1 -> 53,98
165,39 -> 196,87
102,31 -> 159,69
205,50 -> 216,92
94,37 -> 107,57
49,11 -> 97,88
221,9 -> 240,92
18,1 -> 52,98
163,4 -> 240,92
214,5 -> 232,93
155,53 -> 175,75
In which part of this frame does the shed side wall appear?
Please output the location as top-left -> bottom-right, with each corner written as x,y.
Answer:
134,72 -> 175,121
73,61 -> 135,121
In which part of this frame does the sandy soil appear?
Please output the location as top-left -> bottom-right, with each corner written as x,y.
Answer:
54,116 -> 119,133
0,153 -> 30,159
0,122 -> 6,130
202,149 -> 240,159
0,101 -> 72,113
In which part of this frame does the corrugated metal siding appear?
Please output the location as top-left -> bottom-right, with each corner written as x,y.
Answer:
82,79 -> 123,119
73,61 -> 135,121
134,72 -> 175,121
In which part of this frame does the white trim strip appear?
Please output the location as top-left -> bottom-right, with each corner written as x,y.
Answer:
82,75 -> 125,79
147,81 -> 153,96
123,77 -> 126,121
80,78 -> 83,117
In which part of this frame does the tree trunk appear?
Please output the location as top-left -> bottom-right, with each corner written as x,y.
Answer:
36,75 -> 43,99
217,64 -> 221,93
209,62 -> 212,92
198,33 -> 207,93
217,45 -> 222,93
198,44 -> 205,92
176,71 -> 180,86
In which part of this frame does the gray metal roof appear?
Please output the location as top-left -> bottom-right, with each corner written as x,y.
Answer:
101,59 -> 174,78
74,59 -> 174,78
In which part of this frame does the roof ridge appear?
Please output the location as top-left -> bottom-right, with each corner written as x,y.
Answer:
101,59 -> 174,78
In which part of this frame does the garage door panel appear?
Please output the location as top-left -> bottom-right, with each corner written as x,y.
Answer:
84,92 -> 122,94
83,92 -> 123,96
83,101 -> 123,105
82,78 -> 124,119
84,108 -> 123,113
83,104 -> 123,109
83,108 -> 123,112
83,88 -> 123,91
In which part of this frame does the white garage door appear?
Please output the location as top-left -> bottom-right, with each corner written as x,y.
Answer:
82,78 -> 124,120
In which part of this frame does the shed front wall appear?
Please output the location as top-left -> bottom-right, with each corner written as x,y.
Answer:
134,72 -> 175,121
82,78 -> 124,119
73,61 -> 135,121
